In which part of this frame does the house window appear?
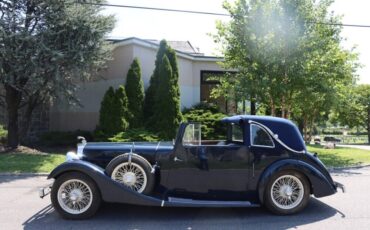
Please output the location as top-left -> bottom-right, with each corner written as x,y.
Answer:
200,71 -> 231,113
250,124 -> 274,148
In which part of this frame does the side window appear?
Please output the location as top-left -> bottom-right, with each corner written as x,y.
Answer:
182,123 -> 201,146
250,124 -> 274,147
231,123 -> 243,143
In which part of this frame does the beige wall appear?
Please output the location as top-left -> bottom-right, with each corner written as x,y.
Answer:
50,43 -> 224,131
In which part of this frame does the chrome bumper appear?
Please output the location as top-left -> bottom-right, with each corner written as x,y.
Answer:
39,183 -> 53,199
335,181 -> 345,193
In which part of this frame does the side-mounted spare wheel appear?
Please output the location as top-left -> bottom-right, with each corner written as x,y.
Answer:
51,172 -> 101,219
106,154 -> 155,195
264,170 -> 310,215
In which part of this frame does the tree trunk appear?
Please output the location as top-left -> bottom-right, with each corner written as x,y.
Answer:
303,116 -> 308,143
5,85 -> 22,149
242,100 -> 246,115
250,96 -> 256,115
270,96 -> 276,116
367,105 -> 370,144
281,96 -> 286,118
20,97 -> 38,142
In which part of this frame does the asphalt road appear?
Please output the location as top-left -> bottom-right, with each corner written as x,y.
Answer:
1,167 -> 370,230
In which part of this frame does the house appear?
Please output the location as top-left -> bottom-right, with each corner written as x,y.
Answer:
49,37 -> 229,132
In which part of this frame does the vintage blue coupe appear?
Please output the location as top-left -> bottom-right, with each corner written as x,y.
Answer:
40,115 -> 344,219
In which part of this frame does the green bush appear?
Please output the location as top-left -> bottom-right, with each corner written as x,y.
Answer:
0,125 -> 7,144
94,128 -> 160,142
108,129 -> 160,142
183,105 -> 227,140
39,130 -> 93,147
182,102 -> 221,114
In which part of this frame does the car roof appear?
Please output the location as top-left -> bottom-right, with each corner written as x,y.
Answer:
222,115 -> 306,152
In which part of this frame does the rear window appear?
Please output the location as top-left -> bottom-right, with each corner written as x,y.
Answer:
250,124 -> 274,147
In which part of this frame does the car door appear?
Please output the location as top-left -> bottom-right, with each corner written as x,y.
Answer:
248,123 -> 284,188
167,123 -> 251,200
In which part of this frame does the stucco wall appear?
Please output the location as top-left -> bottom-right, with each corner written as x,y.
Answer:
49,43 -> 224,131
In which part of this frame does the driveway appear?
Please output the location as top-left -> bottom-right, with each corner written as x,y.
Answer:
1,167 -> 370,230
337,144 -> 370,151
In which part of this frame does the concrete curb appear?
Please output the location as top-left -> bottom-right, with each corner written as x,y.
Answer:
328,164 -> 370,172
0,172 -> 49,176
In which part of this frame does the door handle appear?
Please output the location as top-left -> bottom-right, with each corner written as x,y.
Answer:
174,157 -> 183,162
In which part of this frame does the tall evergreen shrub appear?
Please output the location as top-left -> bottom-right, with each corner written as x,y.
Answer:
152,55 -> 182,139
98,86 -> 129,135
125,58 -> 144,128
143,39 -> 183,136
143,40 -> 168,123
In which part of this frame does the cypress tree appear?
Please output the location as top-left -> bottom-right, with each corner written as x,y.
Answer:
98,86 -> 129,135
143,40 -> 168,126
98,87 -> 116,134
153,55 -> 182,139
125,58 -> 144,128
144,39 -> 183,133
114,85 -> 130,132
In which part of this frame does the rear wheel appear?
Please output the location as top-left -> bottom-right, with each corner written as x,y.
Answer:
264,171 -> 310,215
51,172 -> 101,219
106,154 -> 155,195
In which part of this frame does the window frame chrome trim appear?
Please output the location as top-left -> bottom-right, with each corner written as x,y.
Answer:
248,120 -> 306,154
249,123 -> 275,148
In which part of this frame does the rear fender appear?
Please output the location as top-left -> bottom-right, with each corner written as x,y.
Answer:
48,160 -> 162,206
257,159 -> 336,204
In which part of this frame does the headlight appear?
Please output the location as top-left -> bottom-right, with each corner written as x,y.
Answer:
66,151 -> 79,161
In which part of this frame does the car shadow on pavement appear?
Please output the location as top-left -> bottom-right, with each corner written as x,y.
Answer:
23,198 -> 344,230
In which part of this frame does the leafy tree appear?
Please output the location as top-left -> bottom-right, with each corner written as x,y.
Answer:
97,86 -> 129,135
125,58 -> 144,128
152,55 -> 182,139
213,0 -> 358,140
332,84 -> 370,143
0,0 -> 114,148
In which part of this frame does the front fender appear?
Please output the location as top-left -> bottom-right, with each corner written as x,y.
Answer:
258,159 -> 336,204
48,160 -> 162,206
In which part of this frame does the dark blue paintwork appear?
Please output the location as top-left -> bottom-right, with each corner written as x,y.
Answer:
48,115 -> 340,207
222,115 -> 306,152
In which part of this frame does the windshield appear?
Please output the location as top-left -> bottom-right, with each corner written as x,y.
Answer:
182,123 -> 201,146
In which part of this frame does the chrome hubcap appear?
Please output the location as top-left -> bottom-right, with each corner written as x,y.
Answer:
271,175 -> 304,210
57,179 -> 93,214
122,172 -> 136,186
111,162 -> 147,193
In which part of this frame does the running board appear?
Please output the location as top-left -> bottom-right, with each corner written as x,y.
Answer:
163,197 -> 260,208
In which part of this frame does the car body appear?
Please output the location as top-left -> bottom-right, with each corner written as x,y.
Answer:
41,115 -> 344,219
323,136 -> 341,143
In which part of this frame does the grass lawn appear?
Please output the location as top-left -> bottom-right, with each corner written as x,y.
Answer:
307,145 -> 370,168
0,145 -> 369,173
0,152 -> 65,173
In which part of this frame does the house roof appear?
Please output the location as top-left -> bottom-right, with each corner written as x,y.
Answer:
145,40 -> 204,56
107,37 -> 223,62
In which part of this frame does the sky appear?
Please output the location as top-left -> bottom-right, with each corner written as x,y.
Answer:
104,0 -> 370,84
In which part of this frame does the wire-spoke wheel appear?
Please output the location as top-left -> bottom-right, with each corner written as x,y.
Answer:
111,162 -> 147,193
270,175 -> 304,210
106,154 -> 155,195
51,172 -> 101,219
265,171 -> 310,215
57,179 -> 93,214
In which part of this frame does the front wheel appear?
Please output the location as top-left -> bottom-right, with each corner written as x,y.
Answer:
51,172 -> 101,219
264,171 -> 310,215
